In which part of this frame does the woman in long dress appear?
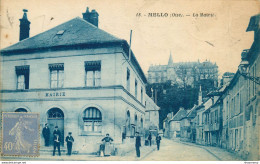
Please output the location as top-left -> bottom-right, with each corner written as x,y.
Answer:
101,133 -> 113,156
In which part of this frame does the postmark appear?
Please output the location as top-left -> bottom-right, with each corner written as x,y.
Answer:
1,112 -> 40,157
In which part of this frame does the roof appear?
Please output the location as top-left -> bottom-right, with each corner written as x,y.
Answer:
186,105 -> 198,118
1,17 -> 122,53
246,14 -> 260,32
170,108 -> 187,121
0,17 -> 147,83
148,60 -> 218,72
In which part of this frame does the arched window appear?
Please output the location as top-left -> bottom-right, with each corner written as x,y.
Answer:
48,108 -> 64,119
15,108 -> 28,112
83,107 -> 102,132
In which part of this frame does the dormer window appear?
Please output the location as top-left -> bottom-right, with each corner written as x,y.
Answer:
56,30 -> 65,35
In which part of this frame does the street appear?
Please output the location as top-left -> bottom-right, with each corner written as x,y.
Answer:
141,138 -> 243,161
1,138 -> 243,161
142,138 -> 218,161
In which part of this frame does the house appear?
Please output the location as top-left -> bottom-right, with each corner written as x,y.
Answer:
163,112 -> 174,138
144,94 -> 160,135
0,8 -> 147,154
242,13 -> 259,160
168,107 -> 187,139
179,106 -> 198,142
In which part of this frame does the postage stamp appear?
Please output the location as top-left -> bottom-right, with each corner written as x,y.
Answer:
1,112 -> 40,157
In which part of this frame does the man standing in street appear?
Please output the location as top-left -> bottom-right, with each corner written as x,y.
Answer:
156,134 -> 162,151
148,132 -> 152,146
135,132 -> 141,158
42,123 -> 50,146
65,132 -> 74,155
53,133 -> 61,156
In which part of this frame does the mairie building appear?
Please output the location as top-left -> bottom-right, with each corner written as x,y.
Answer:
0,8 -> 151,154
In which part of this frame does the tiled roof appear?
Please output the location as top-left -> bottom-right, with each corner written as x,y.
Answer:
1,17 -> 147,83
1,17 -> 122,53
170,108 -> 187,121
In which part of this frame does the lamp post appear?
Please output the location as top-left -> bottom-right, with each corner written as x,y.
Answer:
238,60 -> 260,85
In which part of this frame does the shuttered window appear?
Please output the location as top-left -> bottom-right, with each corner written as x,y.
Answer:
49,63 -> 64,88
85,61 -> 101,87
16,65 -> 30,90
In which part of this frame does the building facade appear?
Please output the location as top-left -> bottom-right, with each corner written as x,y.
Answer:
0,8 -> 148,154
175,14 -> 259,160
144,95 -> 160,133
147,54 -> 218,88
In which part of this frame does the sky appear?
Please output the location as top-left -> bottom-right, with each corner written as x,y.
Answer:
1,0 -> 259,76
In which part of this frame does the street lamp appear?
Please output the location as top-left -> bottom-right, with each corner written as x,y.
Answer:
238,59 -> 260,85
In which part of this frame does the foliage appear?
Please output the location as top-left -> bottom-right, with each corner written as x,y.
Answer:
146,79 -> 216,129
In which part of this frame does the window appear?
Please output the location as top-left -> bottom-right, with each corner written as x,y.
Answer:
48,108 -> 64,119
15,108 -> 28,112
85,61 -> 101,87
16,65 -> 30,89
83,107 -> 102,132
127,68 -> 130,91
135,79 -> 138,98
141,87 -> 143,104
49,63 -> 64,88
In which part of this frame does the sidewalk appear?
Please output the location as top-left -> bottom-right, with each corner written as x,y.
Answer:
1,145 -> 156,161
177,140 -> 243,161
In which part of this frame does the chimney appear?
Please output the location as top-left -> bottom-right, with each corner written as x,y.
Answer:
82,7 -> 99,27
19,9 -> 30,41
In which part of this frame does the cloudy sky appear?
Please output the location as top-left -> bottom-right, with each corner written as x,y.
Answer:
1,0 -> 259,76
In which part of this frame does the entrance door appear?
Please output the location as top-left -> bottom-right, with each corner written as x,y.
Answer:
47,108 -> 64,146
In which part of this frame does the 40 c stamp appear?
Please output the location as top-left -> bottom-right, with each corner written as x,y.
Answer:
1,112 -> 40,157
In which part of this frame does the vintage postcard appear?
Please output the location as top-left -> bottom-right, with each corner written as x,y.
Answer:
0,0 -> 259,162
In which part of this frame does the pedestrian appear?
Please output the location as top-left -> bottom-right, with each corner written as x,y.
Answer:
53,133 -> 61,156
156,134 -> 161,150
53,126 -> 61,137
148,132 -> 152,146
65,132 -> 74,155
101,133 -> 113,156
42,123 -> 50,146
135,132 -> 141,158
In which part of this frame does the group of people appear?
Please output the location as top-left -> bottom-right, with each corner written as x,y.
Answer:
42,123 -> 74,156
148,132 -> 162,151
42,123 -> 162,158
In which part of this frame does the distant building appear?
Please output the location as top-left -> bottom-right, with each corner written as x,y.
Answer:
145,95 -> 160,133
168,107 -> 187,139
147,53 -> 218,88
180,106 -> 198,142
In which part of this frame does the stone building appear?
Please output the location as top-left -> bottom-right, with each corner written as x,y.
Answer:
168,107 -> 187,139
147,53 -> 219,88
243,13 -> 259,160
0,8 -> 148,154
144,95 -> 160,133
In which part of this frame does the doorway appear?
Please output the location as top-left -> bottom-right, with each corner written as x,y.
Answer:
47,108 -> 64,146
